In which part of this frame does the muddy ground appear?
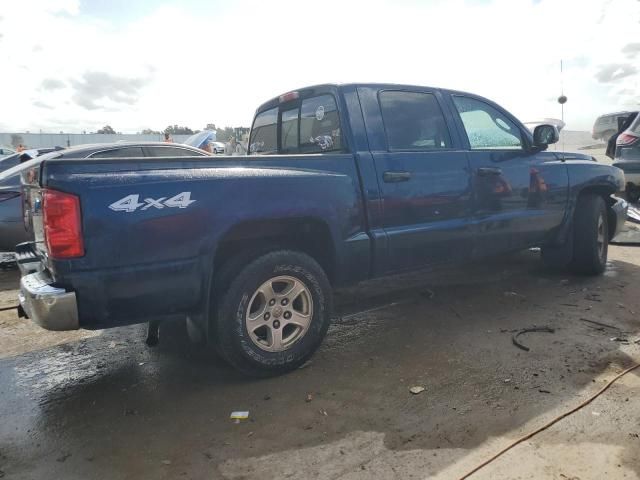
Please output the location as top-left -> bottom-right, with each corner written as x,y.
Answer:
0,244 -> 639,480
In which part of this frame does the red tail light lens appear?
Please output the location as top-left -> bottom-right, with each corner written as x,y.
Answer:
617,132 -> 640,146
43,189 -> 84,258
278,91 -> 299,103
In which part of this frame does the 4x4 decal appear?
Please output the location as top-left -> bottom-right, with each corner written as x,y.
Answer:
108,192 -> 195,213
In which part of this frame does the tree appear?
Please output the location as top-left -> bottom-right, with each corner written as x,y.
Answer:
97,125 -> 116,134
141,128 -> 161,135
164,125 -> 194,135
216,126 -> 235,142
204,123 -> 216,131
10,134 -> 24,148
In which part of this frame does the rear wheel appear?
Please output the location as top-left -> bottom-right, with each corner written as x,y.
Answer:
212,250 -> 332,377
569,194 -> 608,275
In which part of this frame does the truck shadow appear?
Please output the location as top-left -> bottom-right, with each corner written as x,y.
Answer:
1,249 -> 639,479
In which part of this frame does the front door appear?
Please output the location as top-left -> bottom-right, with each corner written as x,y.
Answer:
448,95 -> 569,257
361,88 -> 473,273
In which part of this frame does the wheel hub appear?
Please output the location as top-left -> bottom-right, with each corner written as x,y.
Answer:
245,275 -> 314,352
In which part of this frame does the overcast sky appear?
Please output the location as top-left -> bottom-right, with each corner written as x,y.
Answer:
1,0 -> 639,133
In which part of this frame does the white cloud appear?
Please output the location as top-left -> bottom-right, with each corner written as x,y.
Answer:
0,0 -> 638,133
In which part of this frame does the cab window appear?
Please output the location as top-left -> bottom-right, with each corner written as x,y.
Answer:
379,91 -> 452,151
453,96 -> 523,150
249,107 -> 278,154
299,95 -> 342,154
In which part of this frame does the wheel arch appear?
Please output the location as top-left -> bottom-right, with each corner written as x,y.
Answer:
213,216 -> 337,286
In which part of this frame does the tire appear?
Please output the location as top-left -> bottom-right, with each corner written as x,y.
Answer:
212,250 -> 332,377
569,194 -> 608,275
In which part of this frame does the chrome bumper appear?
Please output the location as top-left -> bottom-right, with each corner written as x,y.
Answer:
19,270 -> 79,331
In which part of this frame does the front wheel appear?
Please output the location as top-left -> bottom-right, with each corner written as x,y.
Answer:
212,250 -> 332,377
569,194 -> 608,275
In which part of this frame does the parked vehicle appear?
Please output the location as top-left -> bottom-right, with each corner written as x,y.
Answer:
0,142 -> 209,250
0,147 -> 62,174
613,113 -> 640,202
0,148 -> 64,249
592,111 -> 639,141
17,83 -> 627,376
183,130 -> 216,153
0,146 -> 16,159
211,141 -> 226,154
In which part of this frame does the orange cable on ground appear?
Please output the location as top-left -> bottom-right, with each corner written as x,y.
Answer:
458,362 -> 640,480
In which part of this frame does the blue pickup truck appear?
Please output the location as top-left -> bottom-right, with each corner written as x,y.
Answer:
17,83 -> 627,376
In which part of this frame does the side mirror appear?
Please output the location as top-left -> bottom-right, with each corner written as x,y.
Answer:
533,124 -> 559,148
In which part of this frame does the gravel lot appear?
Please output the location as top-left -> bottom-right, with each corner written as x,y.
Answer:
0,243 -> 639,479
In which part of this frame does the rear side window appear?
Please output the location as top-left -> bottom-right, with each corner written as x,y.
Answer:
89,147 -> 145,158
146,146 -> 206,157
379,91 -> 452,151
250,94 -> 342,155
250,107 -> 278,154
299,95 -> 342,153
453,96 -> 523,150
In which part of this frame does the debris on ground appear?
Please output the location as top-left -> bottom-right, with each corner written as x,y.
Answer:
298,360 -> 313,369
584,293 -> 602,302
579,318 -> 621,331
56,453 -> 72,463
409,386 -> 426,395
0,253 -> 16,270
627,204 -> 640,224
305,394 -> 313,403
421,289 -> 435,299
503,291 -> 525,299
161,460 -> 172,465
610,337 -> 630,344
512,326 -> 555,351
230,411 -> 249,423
319,409 -> 328,416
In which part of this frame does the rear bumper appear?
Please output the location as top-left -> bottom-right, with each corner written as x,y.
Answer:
19,270 -> 79,331
610,196 -> 628,238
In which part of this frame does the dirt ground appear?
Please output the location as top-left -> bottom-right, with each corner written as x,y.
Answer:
0,243 -> 639,480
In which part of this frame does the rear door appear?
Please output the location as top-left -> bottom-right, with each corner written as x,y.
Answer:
447,94 -> 569,256
359,87 -> 473,273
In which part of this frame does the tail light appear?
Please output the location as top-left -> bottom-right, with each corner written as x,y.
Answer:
617,132 -> 640,146
43,189 -> 84,258
278,91 -> 299,103
0,191 -> 20,202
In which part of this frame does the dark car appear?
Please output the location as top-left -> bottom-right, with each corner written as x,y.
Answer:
613,113 -> 640,202
0,142 -> 210,250
0,147 -> 63,174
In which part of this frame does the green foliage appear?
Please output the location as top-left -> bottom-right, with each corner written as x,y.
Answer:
97,125 -> 116,134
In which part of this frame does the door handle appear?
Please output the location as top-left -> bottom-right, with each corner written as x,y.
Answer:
383,171 -> 412,183
476,167 -> 503,176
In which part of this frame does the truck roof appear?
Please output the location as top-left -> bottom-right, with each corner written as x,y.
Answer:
255,83 -> 472,115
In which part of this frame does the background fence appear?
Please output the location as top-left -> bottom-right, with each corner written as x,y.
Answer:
0,133 -> 194,149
